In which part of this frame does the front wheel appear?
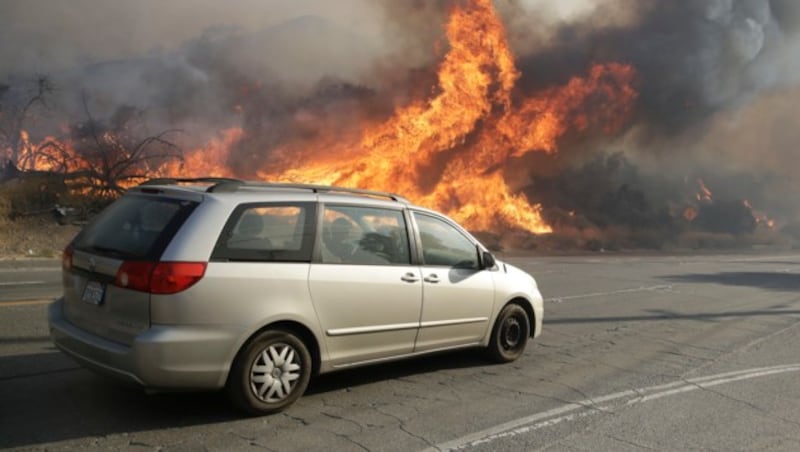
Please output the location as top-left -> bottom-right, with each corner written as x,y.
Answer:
487,304 -> 531,363
227,330 -> 312,415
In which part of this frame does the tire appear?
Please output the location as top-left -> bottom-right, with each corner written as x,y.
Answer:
487,303 -> 530,363
227,330 -> 312,415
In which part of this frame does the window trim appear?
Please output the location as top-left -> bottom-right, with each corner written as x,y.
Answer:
210,201 -> 317,263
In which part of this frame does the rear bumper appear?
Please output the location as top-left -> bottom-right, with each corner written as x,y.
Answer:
48,298 -> 245,389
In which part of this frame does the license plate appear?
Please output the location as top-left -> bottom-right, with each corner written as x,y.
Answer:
82,281 -> 106,305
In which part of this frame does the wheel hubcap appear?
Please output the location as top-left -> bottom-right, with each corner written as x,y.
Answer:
250,343 -> 302,403
502,317 -> 522,350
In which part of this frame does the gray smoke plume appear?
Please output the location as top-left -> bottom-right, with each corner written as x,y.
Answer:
2,0 -> 799,244
509,0 -> 800,137
501,0 -> 800,236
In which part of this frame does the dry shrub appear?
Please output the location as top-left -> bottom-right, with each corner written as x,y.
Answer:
0,174 -> 68,218
0,191 -> 10,226
676,232 -> 745,250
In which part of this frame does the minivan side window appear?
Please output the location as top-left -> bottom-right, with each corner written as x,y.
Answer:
413,212 -> 479,269
320,206 -> 411,265
212,203 -> 316,262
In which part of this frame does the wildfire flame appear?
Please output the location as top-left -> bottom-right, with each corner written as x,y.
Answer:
696,178 -> 713,202
156,128 -> 241,179
10,0 -> 639,234
743,199 -> 776,229
682,178 -> 775,229
257,0 -> 637,233
15,130 -> 85,173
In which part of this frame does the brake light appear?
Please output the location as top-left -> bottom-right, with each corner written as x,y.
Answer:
115,261 -> 157,292
114,261 -> 206,294
62,246 -> 74,272
150,262 -> 207,294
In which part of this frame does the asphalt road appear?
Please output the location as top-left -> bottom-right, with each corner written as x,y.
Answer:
1,252 -> 799,450
0,259 -> 61,302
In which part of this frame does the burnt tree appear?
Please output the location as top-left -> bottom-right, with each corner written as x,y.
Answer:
0,76 -> 54,172
63,98 -> 184,197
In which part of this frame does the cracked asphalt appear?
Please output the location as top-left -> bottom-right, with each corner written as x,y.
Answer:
1,252 -> 800,451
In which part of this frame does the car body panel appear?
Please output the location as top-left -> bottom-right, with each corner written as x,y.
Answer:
487,261 -> 544,340
50,298 -> 244,388
49,180 -> 544,395
308,264 -> 423,366
63,250 -> 148,346
414,266 -> 496,351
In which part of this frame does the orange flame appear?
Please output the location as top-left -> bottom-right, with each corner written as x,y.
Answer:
156,128 -> 242,179
744,199 -> 776,230
696,178 -> 713,202
14,130 -> 86,173
14,0 -> 639,234
257,0 -> 637,234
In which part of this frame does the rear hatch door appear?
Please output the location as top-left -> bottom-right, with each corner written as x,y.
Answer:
63,193 -> 199,345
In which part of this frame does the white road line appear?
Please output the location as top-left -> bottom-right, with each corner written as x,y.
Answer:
429,363 -> 800,451
0,280 -> 46,286
546,284 -> 673,303
0,267 -> 60,272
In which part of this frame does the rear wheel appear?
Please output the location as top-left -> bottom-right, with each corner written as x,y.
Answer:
487,303 -> 530,363
227,330 -> 312,415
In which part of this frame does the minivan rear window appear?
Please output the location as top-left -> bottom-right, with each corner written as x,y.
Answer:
72,195 -> 198,260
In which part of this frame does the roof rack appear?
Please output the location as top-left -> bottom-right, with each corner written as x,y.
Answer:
138,177 -> 242,186
138,178 -> 409,203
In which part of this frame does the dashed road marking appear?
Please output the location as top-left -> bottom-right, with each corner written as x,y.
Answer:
546,284 -> 673,303
0,280 -> 45,286
0,299 -> 52,307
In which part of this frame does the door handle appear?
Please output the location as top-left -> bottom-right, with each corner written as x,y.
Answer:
401,272 -> 419,283
424,274 -> 440,283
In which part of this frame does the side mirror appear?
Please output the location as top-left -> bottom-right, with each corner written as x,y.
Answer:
480,249 -> 496,270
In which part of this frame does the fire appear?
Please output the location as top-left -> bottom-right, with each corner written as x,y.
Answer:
15,130 -> 86,173
11,0 -> 639,234
156,128 -> 242,179
743,199 -> 776,229
257,0 -> 637,234
696,178 -> 713,202
684,178 -> 712,221
682,178 -> 776,230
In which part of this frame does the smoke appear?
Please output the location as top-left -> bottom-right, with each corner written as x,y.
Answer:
0,0 -> 385,76
3,1 -> 397,169
2,0 -> 799,246
510,0 -> 800,135
503,0 -> 800,236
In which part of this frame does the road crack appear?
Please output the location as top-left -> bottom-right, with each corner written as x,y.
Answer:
685,381 -> 800,429
602,433 -> 659,450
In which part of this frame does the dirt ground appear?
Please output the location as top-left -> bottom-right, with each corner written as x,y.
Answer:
0,216 -> 81,259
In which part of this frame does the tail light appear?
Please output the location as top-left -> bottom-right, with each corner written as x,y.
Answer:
62,246 -> 74,272
115,261 -> 157,292
115,261 -> 206,294
150,262 -> 207,294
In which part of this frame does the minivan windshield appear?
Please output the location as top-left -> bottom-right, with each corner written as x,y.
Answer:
72,195 -> 198,260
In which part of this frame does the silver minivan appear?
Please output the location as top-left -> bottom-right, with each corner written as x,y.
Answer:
48,178 -> 544,414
